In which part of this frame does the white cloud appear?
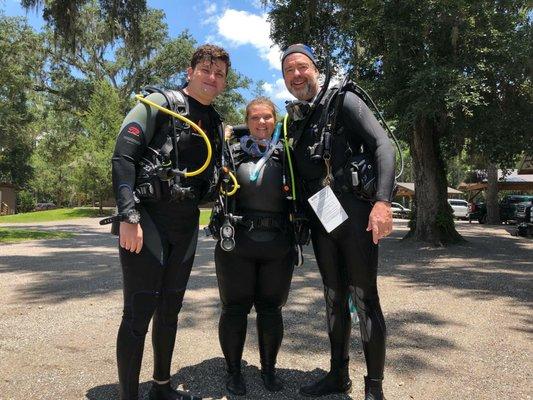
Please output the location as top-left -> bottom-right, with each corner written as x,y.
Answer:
205,3 -> 217,15
201,15 -> 219,26
199,1 -> 220,25
249,0 -> 263,9
216,9 -> 282,70
263,78 -> 295,102
204,34 -> 225,48
262,82 -> 273,93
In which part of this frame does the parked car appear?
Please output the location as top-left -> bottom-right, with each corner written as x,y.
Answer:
448,199 -> 469,219
391,202 -> 411,219
515,200 -> 532,221
516,202 -> 533,237
34,202 -> 56,211
469,195 -> 533,224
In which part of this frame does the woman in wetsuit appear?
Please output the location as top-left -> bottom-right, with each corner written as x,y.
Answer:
215,97 -> 295,396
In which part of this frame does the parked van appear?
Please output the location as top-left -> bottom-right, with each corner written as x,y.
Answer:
448,199 -> 469,219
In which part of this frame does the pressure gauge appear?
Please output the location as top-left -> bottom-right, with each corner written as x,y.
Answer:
220,219 -> 236,252
220,223 -> 234,239
220,237 -> 235,252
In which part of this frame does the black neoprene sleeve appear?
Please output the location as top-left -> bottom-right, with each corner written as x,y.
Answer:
341,91 -> 396,203
111,93 -> 164,216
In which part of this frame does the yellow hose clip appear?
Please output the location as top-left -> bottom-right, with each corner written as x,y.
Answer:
220,166 -> 240,196
134,94 -> 212,177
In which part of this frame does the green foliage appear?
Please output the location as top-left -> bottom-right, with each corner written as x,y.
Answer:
264,0 -> 531,244
447,150 -> 471,188
37,3 -> 197,111
396,140 -> 413,183
16,190 -> 36,213
252,80 -> 267,98
213,69 -> 251,125
462,4 -> 532,168
4,2 -> 252,205
29,108 -> 83,205
0,15 -> 44,186
20,0 -> 147,51
73,79 -> 123,208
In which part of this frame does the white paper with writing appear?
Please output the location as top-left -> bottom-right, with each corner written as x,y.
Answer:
307,186 -> 348,233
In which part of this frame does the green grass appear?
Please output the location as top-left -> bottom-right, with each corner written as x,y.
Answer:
199,209 -> 212,226
0,207 -> 113,223
0,228 -> 74,243
0,206 -> 212,226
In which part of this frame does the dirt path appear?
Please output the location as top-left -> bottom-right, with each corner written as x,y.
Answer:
0,219 -> 531,399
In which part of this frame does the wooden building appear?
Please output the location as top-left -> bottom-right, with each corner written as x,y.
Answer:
457,170 -> 533,201
0,182 -> 17,215
395,182 -> 464,205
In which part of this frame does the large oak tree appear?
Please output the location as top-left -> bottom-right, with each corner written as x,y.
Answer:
263,0 -> 531,244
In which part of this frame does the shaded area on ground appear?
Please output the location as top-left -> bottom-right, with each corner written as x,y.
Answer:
1,222 -> 531,308
86,357 -> 356,400
380,226 -> 532,305
2,219 -> 532,400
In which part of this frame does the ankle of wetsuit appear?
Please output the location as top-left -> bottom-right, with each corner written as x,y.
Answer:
154,379 -> 170,385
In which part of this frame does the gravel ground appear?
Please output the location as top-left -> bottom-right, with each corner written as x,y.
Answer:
0,218 -> 531,400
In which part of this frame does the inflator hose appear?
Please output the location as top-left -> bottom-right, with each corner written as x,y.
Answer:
134,94 -> 212,178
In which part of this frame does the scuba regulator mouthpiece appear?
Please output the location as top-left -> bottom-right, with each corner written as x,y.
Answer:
249,123 -> 282,182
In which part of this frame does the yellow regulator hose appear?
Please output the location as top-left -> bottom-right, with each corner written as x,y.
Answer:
220,166 -> 240,196
135,94 -> 212,177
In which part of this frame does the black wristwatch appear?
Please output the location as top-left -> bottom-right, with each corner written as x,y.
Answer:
123,209 -> 141,224
99,209 -> 141,226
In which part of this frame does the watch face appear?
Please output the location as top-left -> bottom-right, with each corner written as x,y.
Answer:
127,211 -> 141,224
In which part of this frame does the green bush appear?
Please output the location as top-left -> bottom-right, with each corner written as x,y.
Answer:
16,190 -> 35,213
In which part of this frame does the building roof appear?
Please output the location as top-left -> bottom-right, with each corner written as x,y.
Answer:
396,182 -> 463,197
457,170 -> 533,192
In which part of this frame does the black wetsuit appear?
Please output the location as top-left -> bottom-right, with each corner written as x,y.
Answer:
290,90 -> 395,380
215,142 -> 295,375
112,91 -> 222,400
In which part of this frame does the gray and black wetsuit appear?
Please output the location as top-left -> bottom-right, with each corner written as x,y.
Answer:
111,91 -> 222,400
290,90 -> 396,379
215,142 -> 295,375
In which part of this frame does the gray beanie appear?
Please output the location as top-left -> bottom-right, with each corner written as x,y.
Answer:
281,44 -> 318,69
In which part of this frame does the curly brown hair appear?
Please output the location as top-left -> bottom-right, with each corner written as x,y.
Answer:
191,44 -> 231,74
245,97 -> 278,123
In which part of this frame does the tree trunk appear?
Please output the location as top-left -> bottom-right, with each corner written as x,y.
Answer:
56,171 -> 63,207
405,117 -> 463,245
99,194 -> 103,216
485,163 -> 500,224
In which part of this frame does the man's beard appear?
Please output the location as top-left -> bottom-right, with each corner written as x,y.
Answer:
289,80 -> 318,101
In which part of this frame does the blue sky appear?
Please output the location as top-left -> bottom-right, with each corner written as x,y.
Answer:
2,0 -> 295,110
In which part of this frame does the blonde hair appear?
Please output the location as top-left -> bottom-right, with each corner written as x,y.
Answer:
245,97 -> 277,123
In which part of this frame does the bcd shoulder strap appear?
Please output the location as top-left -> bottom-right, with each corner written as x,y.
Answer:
164,89 -> 189,120
144,86 -> 189,117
